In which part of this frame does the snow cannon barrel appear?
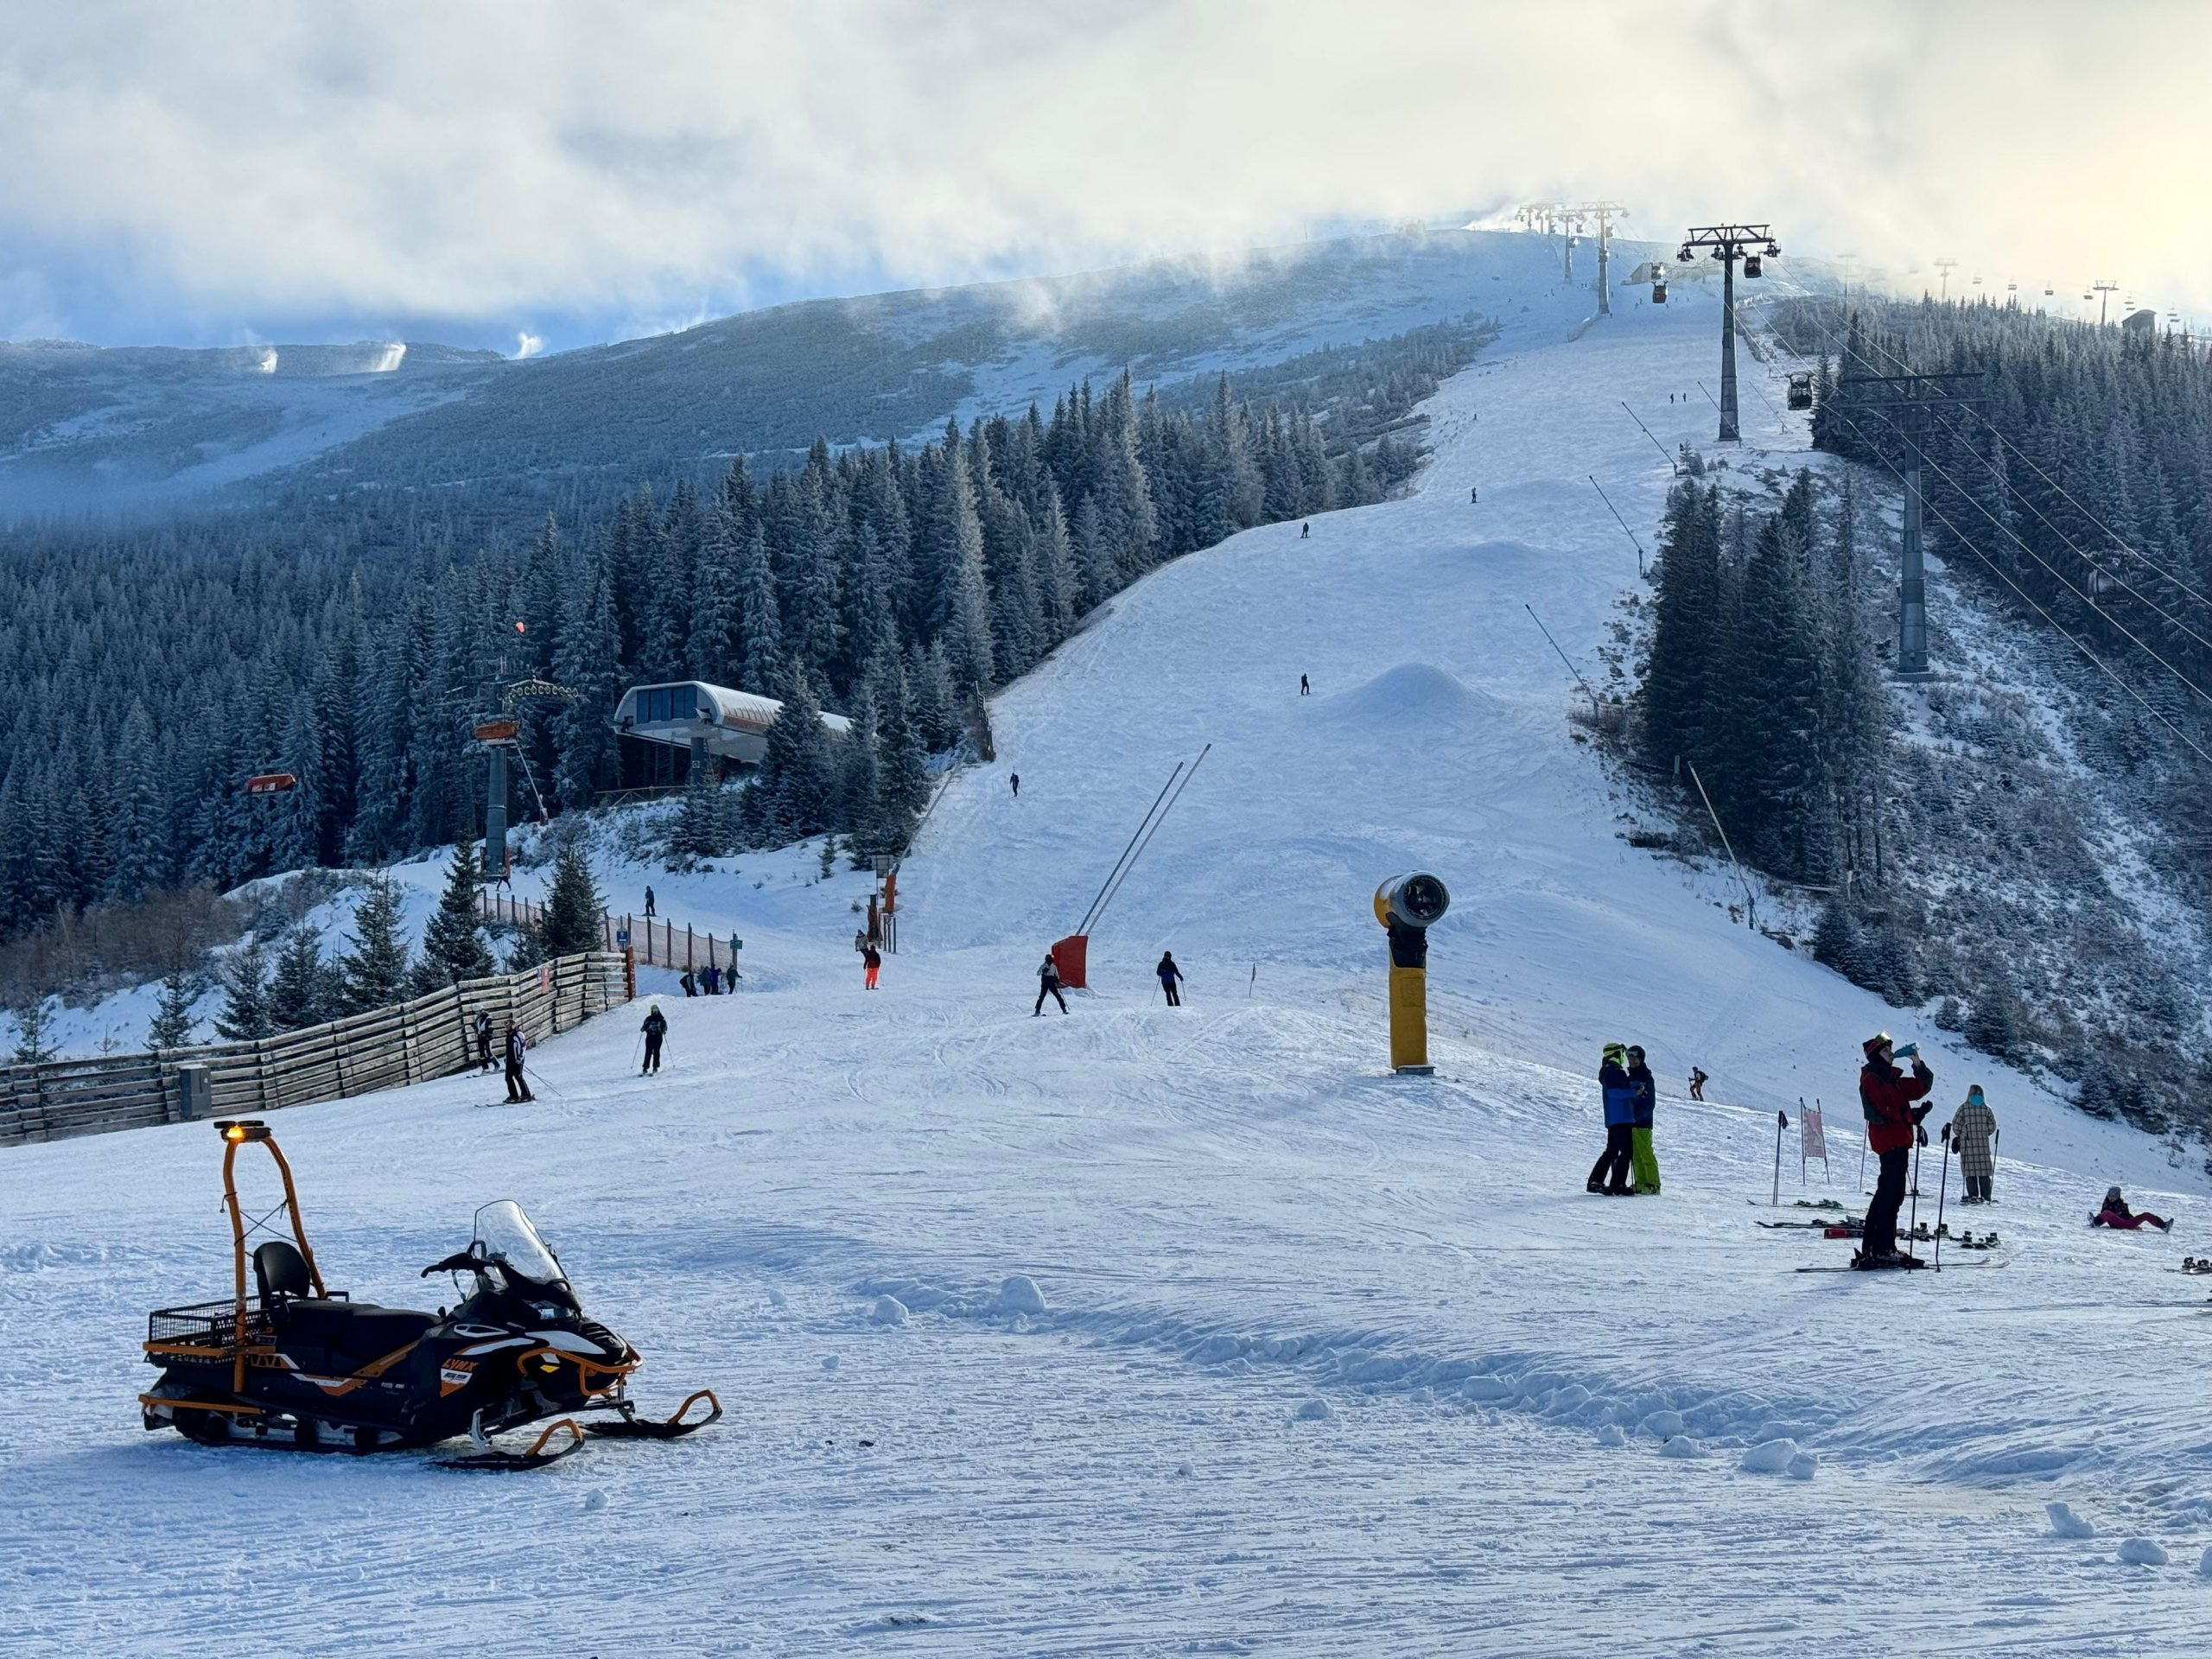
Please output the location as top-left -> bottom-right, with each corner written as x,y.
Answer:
1373,874 -> 1449,1076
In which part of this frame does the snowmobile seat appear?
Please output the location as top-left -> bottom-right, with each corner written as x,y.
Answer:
272,1300 -> 437,1367
253,1240 -> 313,1304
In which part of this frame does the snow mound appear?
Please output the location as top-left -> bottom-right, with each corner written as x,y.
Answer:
1642,1409 -> 1685,1439
1594,1424 -> 1627,1448
1294,1397 -> 1332,1422
2197,1546 -> 2212,1579
869,1295 -> 909,1326
996,1274 -> 1047,1315
1737,1438 -> 1800,1475
2118,1537 -> 2169,1567
583,1489 -> 608,1514
1657,1436 -> 1705,1459
822,1354 -> 840,1371
1785,1452 -> 1818,1481
1312,663 -> 1509,737
2046,1502 -> 2095,1539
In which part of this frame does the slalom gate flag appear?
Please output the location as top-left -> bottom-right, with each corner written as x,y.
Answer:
1802,1105 -> 1827,1162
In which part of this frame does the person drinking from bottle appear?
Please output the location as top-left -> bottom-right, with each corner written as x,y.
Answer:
1857,1033 -> 1934,1268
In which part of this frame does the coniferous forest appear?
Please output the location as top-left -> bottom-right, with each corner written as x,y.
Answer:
1637,297 -> 2212,1138
0,320 -> 1484,954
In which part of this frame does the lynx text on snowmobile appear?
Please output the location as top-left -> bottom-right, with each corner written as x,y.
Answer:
140,1119 -> 719,1469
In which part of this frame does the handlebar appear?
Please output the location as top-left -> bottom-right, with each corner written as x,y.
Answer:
421,1249 -> 483,1278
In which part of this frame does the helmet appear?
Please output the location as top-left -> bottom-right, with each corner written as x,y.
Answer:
1602,1042 -> 1628,1065
1863,1032 -> 1891,1059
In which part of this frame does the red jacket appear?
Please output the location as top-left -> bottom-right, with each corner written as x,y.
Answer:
1860,1058 -> 1932,1154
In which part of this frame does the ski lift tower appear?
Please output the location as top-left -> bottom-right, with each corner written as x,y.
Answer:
1679,223 -> 1778,443
2092,279 -> 2120,326
475,671 -> 580,882
1563,201 -> 1628,315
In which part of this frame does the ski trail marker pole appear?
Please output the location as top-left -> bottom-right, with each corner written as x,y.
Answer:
1933,1122 -> 1952,1273
1772,1110 -> 1786,1207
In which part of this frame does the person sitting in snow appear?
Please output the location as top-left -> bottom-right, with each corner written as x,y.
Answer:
1948,1085 -> 1998,1203
1587,1043 -> 1637,1196
2091,1185 -> 2171,1232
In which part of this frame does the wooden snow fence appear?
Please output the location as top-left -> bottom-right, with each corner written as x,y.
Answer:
0,950 -> 627,1149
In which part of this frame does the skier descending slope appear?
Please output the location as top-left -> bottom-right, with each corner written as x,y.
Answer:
1034,950 -> 1068,1016
1857,1033 -> 1934,1268
1587,1044 -> 1636,1195
640,1002 -> 667,1075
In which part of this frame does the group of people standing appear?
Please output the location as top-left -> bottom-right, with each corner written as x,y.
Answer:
1587,1043 -> 1660,1196
679,963 -> 730,995
471,1010 -> 535,1103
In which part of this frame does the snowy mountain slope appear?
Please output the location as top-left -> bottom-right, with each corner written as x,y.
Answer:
0,228 -> 1656,521
9,275 -> 2212,1656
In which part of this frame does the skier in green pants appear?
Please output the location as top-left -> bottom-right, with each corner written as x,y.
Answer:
1627,1045 -> 1661,1193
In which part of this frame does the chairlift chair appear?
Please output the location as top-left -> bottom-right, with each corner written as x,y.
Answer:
1743,255 -> 1763,278
1787,372 -> 1814,411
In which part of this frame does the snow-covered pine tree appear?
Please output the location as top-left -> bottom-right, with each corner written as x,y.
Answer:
10,995 -> 57,1065
539,834 -> 606,957
148,968 -> 200,1051
414,841 -> 496,991
337,875 -> 413,1014
269,925 -> 333,1031
214,941 -> 274,1041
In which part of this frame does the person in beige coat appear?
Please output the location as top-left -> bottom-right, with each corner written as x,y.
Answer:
1948,1085 -> 1998,1203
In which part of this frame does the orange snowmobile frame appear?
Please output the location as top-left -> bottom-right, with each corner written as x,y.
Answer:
216,1120 -> 325,1393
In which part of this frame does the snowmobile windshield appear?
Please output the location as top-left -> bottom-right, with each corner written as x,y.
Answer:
472,1201 -> 567,1290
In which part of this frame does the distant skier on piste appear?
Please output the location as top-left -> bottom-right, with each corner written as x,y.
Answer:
1011,772 -> 1020,798
863,944 -> 881,990
473,1009 -> 494,1072
1627,1045 -> 1660,1193
1156,950 -> 1183,1007
1688,1065 -> 1707,1102
640,1003 -> 667,1075
1949,1085 -> 1997,1203
1034,950 -> 1068,1016
644,885 -> 656,918
1300,673 -> 1310,696
1857,1033 -> 1934,1268
1587,1043 -> 1637,1195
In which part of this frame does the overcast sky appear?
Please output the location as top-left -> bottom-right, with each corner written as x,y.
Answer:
4,1 -> 2207,353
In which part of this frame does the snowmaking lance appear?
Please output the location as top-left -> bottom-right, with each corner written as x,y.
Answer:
140,1119 -> 720,1470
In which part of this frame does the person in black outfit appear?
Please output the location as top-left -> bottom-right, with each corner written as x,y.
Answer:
504,1024 -> 534,1103
473,1010 -> 494,1072
1156,951 -> 1184,1007
644,886 -> 656,918
1300,674 -> 1310,696
1034,951 -> 1068,1015
1300,522 -> 1310,539
680,969 -> 696,997
640,1004 -> 667,1075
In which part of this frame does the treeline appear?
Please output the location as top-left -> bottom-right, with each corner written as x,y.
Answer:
1639,462 -> 1888,891
1777,296 -> 2212,697
0,318 -> 1486,947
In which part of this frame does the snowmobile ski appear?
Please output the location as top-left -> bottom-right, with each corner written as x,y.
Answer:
585,1389 -> 724,1440
437,1414 -> 586,1471
1757,1217 -> 1864,1230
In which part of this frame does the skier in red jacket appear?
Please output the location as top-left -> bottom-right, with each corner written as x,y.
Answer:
1858,1033 -> 1935,1268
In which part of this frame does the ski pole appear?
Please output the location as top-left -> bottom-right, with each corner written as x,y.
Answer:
524,1064 -> 566,1100
1908,1127 -> 1924,1246
1858,1135 -> 1869,1194
1772,1110 -> 1787,1207
1933,1122 -> 1952,1273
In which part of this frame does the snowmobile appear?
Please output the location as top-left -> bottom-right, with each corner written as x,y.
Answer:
141,1119 -> 719,1469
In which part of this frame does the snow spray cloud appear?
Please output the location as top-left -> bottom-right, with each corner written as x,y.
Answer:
513,330 -> 543,359
5,0 -> 2212,340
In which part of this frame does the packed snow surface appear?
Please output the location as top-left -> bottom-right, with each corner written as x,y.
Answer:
8,273 -> 2212,1656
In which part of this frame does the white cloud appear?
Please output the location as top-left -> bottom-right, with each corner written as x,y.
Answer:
3,0 -> 2210,335
514,330 -> 543,359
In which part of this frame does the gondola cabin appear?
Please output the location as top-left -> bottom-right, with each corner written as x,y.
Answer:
613,681 -> 852,788
1787,372 -> 1814,411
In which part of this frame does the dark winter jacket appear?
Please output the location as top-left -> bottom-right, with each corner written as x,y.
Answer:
1628,1062 -> 1656,1128
1157,956 -> 1182,984
505,1030 -> 527,1069
1601,1060 -> 1637,1128
642,1010 -> 667,1038
1859,1058 -> 1934,1154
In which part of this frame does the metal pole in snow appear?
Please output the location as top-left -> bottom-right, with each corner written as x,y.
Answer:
1933,1122 -> 1952,1273
1772,1110 -> 1786,1207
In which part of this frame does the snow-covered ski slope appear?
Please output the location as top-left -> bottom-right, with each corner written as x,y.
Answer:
10,280 -> 2212,1657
